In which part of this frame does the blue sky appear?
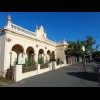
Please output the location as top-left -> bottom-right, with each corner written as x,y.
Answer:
0,12 -> 100,50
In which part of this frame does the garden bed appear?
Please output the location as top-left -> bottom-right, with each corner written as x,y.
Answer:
22,66 -> 37,73
40,63 -> 49,69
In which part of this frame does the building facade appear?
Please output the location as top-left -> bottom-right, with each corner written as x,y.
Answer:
0,15 -> 68,75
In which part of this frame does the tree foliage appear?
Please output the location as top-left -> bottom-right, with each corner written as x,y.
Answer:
65,36 -> 99,58
84,36 -> 96,54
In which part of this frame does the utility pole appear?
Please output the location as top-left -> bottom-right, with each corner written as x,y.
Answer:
83,53 -> 86,73
82,46 -> 86,73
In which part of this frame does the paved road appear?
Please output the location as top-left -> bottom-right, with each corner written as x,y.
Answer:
7,62 -> 100,87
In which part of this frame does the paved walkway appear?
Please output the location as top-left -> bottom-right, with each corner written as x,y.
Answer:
7,62 -> 100,87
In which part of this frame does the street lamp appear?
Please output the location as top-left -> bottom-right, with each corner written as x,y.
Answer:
82,46 -> 86,73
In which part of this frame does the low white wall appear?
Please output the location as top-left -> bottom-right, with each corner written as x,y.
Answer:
55,63 -> 68,69
13,62 -> 68,82
55,65 -> 61,69
37,64 -> 40,74
39,68 -> 50,74
22,70 -> 37,79
52,61 -> 56,70
48,63 -> 52,71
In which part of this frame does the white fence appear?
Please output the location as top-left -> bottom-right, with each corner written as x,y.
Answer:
13,62 -> 67,82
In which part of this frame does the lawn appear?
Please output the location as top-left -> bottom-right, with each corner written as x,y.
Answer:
0,77 -> 14,86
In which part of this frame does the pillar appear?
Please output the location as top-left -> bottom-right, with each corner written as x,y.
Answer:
13,65 -> 22,82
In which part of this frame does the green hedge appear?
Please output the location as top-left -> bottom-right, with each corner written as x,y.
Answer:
40,63 -> 49,69
22,57 -> 37,73
22,67 -> 37,73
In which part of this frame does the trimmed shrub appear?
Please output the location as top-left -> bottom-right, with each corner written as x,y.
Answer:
40,62 -> 49,69
22,67 -> 37,73
22,57 -> 37,73
38,57 -> 44,64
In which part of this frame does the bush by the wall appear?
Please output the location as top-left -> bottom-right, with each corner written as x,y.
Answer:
22,58 -> 37,73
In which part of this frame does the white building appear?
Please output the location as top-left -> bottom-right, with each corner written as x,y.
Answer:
0,15 -> 68,75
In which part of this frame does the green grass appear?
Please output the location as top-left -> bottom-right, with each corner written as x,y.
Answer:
0,77 -> 14,86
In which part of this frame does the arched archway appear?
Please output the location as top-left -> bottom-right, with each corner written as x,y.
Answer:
38,49 -> 44,64
47,50 -> 51,55
47,50 -> 51,61
26,47 -> 35,60
12,44 -> 24,54
39,49 -> 44,54
51,51 -> 55,61
11,44 -> 24,65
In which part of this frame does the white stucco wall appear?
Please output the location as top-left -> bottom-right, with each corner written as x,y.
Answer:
22,70 -> 37,79
56,46 -> 66,63
4,30 -> 56,71
0,21 -> 68,72
0,33 -> 6,72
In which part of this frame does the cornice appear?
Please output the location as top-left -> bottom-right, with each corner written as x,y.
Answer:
3,28 -> 57,47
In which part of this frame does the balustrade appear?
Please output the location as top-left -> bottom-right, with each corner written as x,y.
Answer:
11,23 -> 35,36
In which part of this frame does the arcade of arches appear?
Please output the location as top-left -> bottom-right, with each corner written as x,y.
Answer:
0,16 -> 68,73
11,44 -> 55,66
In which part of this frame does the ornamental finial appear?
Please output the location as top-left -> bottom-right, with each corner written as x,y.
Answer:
7,14 -> 11,21
63,38 -> 65,41
36,24 -> 38,29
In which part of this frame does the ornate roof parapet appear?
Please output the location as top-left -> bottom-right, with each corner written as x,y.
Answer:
11,23 -> 36,36
4,15 -> 36,36
36,25 -> 48,42
62,38 -> 68,45
39,25 -> 43,29
39,25 -> 45,31
47,38 -> 57,44
39,25 -> 46,34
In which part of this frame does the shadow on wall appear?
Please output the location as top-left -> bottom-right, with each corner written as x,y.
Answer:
66,72 -> 99,82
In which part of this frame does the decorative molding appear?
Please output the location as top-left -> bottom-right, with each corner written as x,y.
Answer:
4,28 -> 56,47
6,38 -> 11,42
36,45 -> 38,48
3,26 -> 61,47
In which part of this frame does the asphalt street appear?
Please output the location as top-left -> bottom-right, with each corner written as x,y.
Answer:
6,62 -> 100,87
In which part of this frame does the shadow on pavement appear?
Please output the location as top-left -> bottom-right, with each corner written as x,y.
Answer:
66,72 -> 99,82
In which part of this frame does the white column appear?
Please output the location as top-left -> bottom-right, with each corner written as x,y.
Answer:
37,64 -> 40,74
48,62 -> 52,71
44,49 -> 47,63
34,48 -> 38,63
13,65 -> 22,82
64,61 -> 67,66
52,61 -> 56,69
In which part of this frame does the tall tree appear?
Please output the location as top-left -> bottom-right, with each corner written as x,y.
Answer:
65,35 -> 99,61
84,36 -> 98,55
65,41 -> 76,56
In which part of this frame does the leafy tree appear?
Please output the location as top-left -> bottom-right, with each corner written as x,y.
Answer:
84,36 -> 96,55
92,51 -> 100,58
65,36 -> 99,61
65,41 -> 76,56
